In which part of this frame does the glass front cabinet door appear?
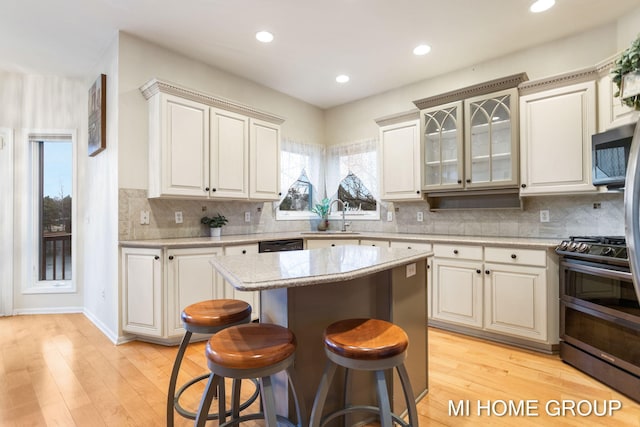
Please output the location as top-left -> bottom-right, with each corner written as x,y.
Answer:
464,88 -> 519,189
422,101 -> 464,190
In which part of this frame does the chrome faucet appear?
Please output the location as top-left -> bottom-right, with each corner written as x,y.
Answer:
329,199 -> 347,232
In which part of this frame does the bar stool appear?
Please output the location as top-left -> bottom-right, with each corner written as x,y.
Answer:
310,318 -> 418,427
167,299 -> 258,426
195,323 -> 306,427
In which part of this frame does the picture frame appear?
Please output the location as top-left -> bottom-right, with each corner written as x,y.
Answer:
88,74 -> 106,156
621,70 -> 640,100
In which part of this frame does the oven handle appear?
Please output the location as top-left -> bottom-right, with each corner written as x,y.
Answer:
561,260 -> 632,282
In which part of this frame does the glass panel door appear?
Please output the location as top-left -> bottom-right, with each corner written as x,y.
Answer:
422,101 -> 463,189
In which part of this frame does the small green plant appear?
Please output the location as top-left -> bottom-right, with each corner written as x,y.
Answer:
312,198 -> 331,218
201,213 -> 228,228
611,34 -> 640,110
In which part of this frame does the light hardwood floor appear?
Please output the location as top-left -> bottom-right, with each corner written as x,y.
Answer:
0,313 -> 638,426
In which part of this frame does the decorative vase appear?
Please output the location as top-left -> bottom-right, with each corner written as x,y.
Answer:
316,218 -> 329,231
209,227 -> 222,237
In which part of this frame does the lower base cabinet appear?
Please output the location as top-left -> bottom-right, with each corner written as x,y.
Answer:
430,244 -> 558,352
223,244 -> 260,320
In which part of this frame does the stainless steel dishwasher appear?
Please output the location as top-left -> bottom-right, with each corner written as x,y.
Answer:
258,238 -> 304,253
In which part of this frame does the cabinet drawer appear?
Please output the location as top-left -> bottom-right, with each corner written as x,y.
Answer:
484,247 -> 546,267
360,239 -> 390,247
433,243 -> 482,260
224,244 -> 259,255
390,241 -> 432,251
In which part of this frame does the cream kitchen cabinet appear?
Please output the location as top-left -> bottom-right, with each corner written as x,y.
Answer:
166,247 -> 224,337
519,78 -> 597,195
141,79 -> 283,201
121,247 -> 163,337
483,247 -> 549,342
223,244 -> 260,319
431,243 -> 484,328
377,112 -> 422,201
596,56 -> 640,132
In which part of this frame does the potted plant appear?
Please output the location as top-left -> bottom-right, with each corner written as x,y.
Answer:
201,213 -> 228,237
611,34 -> 640,111
312,198 -> 331,231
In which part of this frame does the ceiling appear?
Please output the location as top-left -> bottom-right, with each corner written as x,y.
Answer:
0,0 -> 638,109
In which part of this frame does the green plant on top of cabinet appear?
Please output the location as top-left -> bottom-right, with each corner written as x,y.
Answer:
141,79 -> 283,201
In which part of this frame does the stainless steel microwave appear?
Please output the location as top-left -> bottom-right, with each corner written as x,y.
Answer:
592,122 -> 636,189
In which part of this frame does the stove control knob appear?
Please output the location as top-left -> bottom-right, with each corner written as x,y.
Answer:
557,241 -> 569,251
568,242 -> 579,251
577,243 -> 590,253
602,247 -> 615,256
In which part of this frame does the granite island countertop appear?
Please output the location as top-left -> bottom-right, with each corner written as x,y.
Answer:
210,245 -> 432,291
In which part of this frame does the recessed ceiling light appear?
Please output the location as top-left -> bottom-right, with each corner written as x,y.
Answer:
336,74 -> 350,84
530,0 -> 555,13
413,44 -> 431,56
256,31 -> 274,43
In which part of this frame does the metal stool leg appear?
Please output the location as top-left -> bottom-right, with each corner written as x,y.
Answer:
374,370 -> 392,427
195,373 -> 221,427
285,365 -> 306,426
310,360 -> 338,427
260,375 -> 279,427
397,364 -> 418,426
167,330 -> 192,427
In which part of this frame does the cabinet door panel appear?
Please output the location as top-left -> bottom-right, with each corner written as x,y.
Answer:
250,119 -> 280,200
520,81 -> 596,194
122,248 -> 162,336
432,258 -> 483,328
210,109 -> 249,198
224,244 -> 259,319
380,119 -> 421,200
484,263 -> 546,341
167,248 -> 222,337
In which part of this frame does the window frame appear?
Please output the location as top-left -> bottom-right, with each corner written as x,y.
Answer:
24,130 -> 77,294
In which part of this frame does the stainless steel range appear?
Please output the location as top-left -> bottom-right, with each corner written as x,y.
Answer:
555,236 -> 640,402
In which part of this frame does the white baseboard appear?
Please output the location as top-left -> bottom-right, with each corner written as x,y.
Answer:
82,308 -> 119,344
12,306 -> 83,315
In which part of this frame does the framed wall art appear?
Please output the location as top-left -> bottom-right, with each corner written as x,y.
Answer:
88,74 -> 106,156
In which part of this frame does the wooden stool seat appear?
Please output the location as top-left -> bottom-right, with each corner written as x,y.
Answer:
324,318 -> 408,360
196,323 -> 305,427
206,323 -> 296,370
181,299 -> 252,330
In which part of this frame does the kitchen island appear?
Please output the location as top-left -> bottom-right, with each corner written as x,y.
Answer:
209,244 -> 432,420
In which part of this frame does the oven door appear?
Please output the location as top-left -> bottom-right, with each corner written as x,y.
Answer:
560,258 -> 640,376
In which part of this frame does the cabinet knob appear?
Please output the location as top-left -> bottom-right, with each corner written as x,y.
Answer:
242,250 -> 247,254
154,256 -> 160,260
457,180 -> 462,184
331,244 -> 336,247
521,184 -> 527,188
168,255 -> 174,260
485,270 -> 491,275
212,188 -> 217,192
407,246 -> 412,249
427,264 -> 431,269
511,253 -> 517,259
205,187 -> 210,192
466,179 -> 471,183
278,192 -> 282,196
476,269 -> 481,274
453,249 -> 459,255
416,190 -> 420,194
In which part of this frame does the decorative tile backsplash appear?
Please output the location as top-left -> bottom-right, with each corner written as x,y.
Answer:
119,188 -> 624,241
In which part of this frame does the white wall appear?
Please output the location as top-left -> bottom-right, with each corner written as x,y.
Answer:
81,35 -> 120,342
117,32 -> 326,191
324,22 -> 623,145
0,71 -> 86,313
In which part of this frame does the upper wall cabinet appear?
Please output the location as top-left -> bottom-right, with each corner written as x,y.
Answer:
141,79 -> 284,201
596,55 -> 640,132
376,111 -> 422,201
414,74 -> 526,195
519,69 -> 597,196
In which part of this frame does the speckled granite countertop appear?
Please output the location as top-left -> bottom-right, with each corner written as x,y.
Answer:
119,231 -> 559,250
210,245 -> 432,291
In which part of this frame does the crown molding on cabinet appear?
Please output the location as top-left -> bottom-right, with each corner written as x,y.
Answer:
517,67 -> 598,96
374,109 -> 420,127
412,73 -> 528,110
140,78 -> 286,125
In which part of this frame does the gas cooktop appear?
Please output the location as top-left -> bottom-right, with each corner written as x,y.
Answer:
555,235 -> 628,265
